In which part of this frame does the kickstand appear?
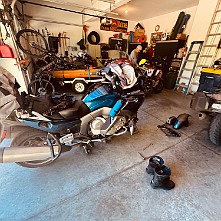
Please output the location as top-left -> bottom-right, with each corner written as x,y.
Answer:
81,143 -> 93,154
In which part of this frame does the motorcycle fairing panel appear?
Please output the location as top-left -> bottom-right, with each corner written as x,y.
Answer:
83,85 -> 118,111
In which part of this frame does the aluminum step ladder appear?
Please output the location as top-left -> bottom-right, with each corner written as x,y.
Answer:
175,41 -> 204,94
188,0 -> 221,93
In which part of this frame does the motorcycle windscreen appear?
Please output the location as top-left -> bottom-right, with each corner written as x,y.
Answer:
82,85 -> 118,111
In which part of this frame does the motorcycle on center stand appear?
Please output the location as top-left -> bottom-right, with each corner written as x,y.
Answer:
0,60 -> 145,168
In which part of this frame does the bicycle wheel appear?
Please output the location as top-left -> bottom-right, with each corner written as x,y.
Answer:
16,29 -> 49,58
28,79 -> 55,96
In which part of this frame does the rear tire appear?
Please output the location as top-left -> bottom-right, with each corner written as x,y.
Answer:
12,129 -> 61,168
72,80 -> 87,94
209,114 -> 221,146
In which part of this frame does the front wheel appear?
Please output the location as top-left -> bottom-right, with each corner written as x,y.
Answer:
16,29 -> 48,58
12,129 -> 61,168
28,79 -> 55,96
209,114 -> 221,146
153,79 -> 164,94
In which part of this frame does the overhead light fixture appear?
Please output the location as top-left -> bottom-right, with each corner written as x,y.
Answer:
125,9 -> 128,14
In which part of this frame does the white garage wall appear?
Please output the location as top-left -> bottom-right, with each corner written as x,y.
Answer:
140,6 -> 198,44
26,4 -> 83,55
187,0 -> 218,44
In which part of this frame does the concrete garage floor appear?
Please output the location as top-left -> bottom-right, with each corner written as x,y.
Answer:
1,89 -> 221,221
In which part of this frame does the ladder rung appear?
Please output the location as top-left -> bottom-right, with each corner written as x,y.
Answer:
208,33 -> 221,36
176,83 -> 187,88
200,55 -> 213,58
211,21 -> 221,25
192,82 -> 199,86
194,73 -> 201,77
216,9 -> 221,13
186,60 -> 195,62
188,51 -> 199,54
192,41 -> 204,44
178,76 -> 190,80
196,64 -> 209,68
182,68 -> 192,71
204,44 -> 217,47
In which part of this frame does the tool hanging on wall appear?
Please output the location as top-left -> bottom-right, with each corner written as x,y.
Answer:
0,8 -> 11,39
63,32 -> 68,57
58,32 -> 61,55
45,27 -> 50,36
83,25 -> 88,45
61,32 -> 65,56
42,29 -> 45,37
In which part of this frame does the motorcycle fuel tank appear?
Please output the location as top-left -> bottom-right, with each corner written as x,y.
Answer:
82,85 -> 118,111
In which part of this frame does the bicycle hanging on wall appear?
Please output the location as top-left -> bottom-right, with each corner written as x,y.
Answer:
16,28 -> 57,95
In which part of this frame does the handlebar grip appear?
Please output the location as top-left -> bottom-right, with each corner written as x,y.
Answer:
104,73 -> 117,89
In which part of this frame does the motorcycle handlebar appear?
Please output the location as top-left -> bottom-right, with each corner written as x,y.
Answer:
99,66 -> 117,89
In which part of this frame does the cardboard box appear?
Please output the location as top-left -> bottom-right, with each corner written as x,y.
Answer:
176,33 -> 187,40
134,29 -> 145,36
133,35 -> 147,43
133,36 -> 140,42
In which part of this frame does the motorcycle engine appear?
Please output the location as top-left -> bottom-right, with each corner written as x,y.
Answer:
90,117 -> 106,135
90,116 -> 127,136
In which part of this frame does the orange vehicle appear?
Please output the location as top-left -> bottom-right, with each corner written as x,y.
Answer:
53,66 -> 103,93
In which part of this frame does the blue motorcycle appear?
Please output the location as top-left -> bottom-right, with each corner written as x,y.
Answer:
2,61 -> 145,168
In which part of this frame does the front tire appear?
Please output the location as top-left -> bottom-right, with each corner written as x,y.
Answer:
16,29 -> 48,58
209,114 -> 221,146
12,129 -> 61,168
153,79 -> 164,94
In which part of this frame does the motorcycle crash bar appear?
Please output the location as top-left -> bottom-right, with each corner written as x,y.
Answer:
0,145 -> 59,163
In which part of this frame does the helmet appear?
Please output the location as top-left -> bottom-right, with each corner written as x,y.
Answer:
139,59 -> 147,66
109,62 -> 137,89
77,51 -> 86,58
166,116 -> 177,125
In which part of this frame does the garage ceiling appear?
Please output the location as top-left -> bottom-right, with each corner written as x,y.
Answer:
26,0 -> 200,21
112,0 -> 200,21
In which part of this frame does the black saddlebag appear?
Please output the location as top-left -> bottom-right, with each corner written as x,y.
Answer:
24,93 -> 75,114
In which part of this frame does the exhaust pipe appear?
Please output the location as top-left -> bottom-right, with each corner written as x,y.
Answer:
0,145 -> 59,163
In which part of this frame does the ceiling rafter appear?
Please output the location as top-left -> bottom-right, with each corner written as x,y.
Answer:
98,0 -> 115,4
20,0 -> 118,19
36,0 -> 118,15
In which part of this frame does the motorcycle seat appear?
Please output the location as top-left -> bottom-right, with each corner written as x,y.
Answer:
57,100 -> 90,120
